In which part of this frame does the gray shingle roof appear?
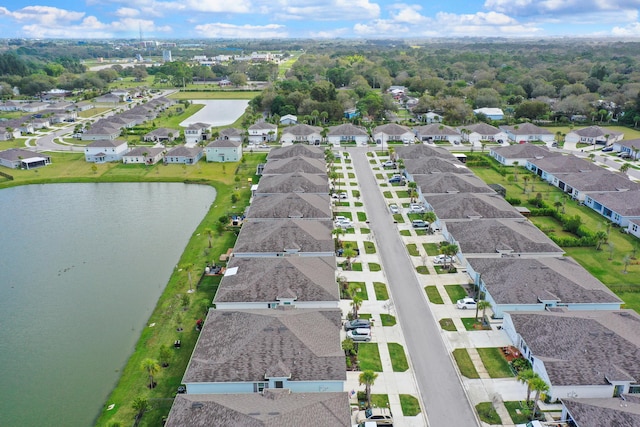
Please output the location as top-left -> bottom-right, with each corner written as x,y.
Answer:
559,170 -> 639,193
586,190 -> 640,216
247,193 -> 332,219
214,256 -> 338,303
124,146 -> 164,157
463,123 -> 502,135
207,138 -> 242,148
373,123 -> 412,134
491,143 -> 558,159
414,173 -> 495,194
0,148 -> 49,162
426,193 -> 524,220
249,122 -> 278,131
468,257 -> 621,305
414,123 -> 461,137
501,123 -> 553,135
281,124 -> 322,136
268,145 -> 324,160
144,127 -> 177,138
616,138 -> 640,150
404,157 -> 472,175
256,173 -> 329,194
233,219 -> 334,254
183,308 -> 346,383
561,397 -> 640,427
166,391 -> 351,427
508,310 -> 640,386
261,156 -> 326,175
445,219 -> 563,255
220,127 -> 244,138
395,144 -> 455,160
529,154 -> 601,174
86,139 -> 127,148
165,145 -> 203,157
573,126 -> 623,138
327,123 -> 368,136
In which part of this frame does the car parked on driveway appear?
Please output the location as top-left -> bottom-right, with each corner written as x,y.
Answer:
388,176 -> 405,184
356,408 -> 393,426
411,219 -> 428,228
389,204 -> 399,214
332,192 -> 348,199
344,318 -> 371,331
347,328 -> 372,342
409,204 -> 425,213
335,220 -> 353,229
457,297 -> 477,310
432,254 -> 455,264
382,160 -> 396,168
602,146 -> 613,152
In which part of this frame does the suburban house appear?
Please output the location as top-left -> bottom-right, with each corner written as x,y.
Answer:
403,158 -> 472,181
552,169 -> 638,202
415,111 -> 443,123
233,219 -> 334,257
166,392 -> 351,427
213,256 -> 339,309
611,139 -> 640,159
413,173 -> 495,196
442,218 -> 564,262
490,143 -> 560,166
247,122 -> 278,143
181,307 -> 345,394
466,257 -> 622,318
261,156 -> 326,175
205,139 -> 243,162
255,172 -> 330,195
268,144 -> 324,160
246,193 -> 332,220
395,144 -> 455,160
21,102 -> 50,113
0,101 -> 21,111
279,124 -> 322,145
414,124 -> 462,144
74,101 -> 94,111
526,154 -> 601,184
279,114 -> 298,125
84,139 -> 129,163
0,148 -> 51,169
500,123 -> 555,144
473,107 -> 504,120
0,127 -> 14,141
343,108 -> 359,119
219,127 -> 244,142
122,146 -> 165,165
164,145 -> 204,165
460,123 -> 509,145
183,122 -> 212,145
565,126 -> 624,146
628,219 -> 640,239
81,124 -> 122,141
560,397 -> 640,427
326,123 -> 369,147
372,123 -> 414,147
143,128 -> 178,143
583,190 -> 640,227
502,310 -> 640,401
94,93 -> 122,105
423,193 -> 524,224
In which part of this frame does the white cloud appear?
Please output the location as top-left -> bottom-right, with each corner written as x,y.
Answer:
182,0 -> 251,13
194,23 -> 288,38
115,8 -> 141,18
8,6 -> 85,25
484,0 -> 640,16
273,0 -> 380,21
389,4 -> 428,25
612,21 -> 640,36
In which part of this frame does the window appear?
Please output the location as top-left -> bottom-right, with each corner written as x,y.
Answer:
275,381 -> 283,389
629,385 -> 640,394
254,382 -> 268,393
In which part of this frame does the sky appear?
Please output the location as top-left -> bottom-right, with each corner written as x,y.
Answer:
2,0 -> 640,40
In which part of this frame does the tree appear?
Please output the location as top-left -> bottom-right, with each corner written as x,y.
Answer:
517,368 -> 536,405
359,370 -> 379,409
623,254 -> 631,274
594,231 -> 607,251
476,300 -> 492,322
158,344 -> 171,368
529,377 -> 550,420
407,181 -> 418,202
620,163 -> 630,175
132,397 -> 149,426
180,262 -> 195,293
607,242 -> 615,261
342,242 -> 357,271
140,358 -> 160,389
440,243 -> 458,270
512,161 -> 519,182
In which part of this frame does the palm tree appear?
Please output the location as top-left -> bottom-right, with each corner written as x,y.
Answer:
141,358 -> 160,389
529,377 -> 550,419
440,243 -> 458,270
342,242 -> 357,271
180,262 -> 195,293
158,344 -> 171,368
517,368 -> 536,405
359,370 -> 379,409
407,181 -> 418,202
620,163 -> 630,175
204,227 -> 214,249
623,254 -> 631,274
512,161 -> 519,182
132,397 -> 149,426
476,300 -> 492,323
522,176 -> 529,194
422,211 -> 437,225
594,231 -> 607,251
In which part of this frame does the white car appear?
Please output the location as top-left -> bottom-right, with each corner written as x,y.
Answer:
432,254 -> 455,264
331,192 -> 348,199
382,160 -> 395,168
347,328 -> 372,342
335,219 -> 353,229
457,297 -> 477,310
409,204 -> 425,213
389,204 -> 399,214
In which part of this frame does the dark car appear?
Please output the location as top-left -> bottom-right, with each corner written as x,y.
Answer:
388,176 -> 405,184
602,146 -> 613,152
344,318 -> 371,331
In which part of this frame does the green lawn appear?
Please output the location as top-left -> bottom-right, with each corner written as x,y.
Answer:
334,211 -> 353,220
400,394 -> 421,416
348,282 -> 369,300
422,243 -> 441,256
452,348 -> 479,378
435,265 -> 457,274
445,285 -> 468,303
360,227 -> 370,234
363,241 -> 376,254
351,262 -> 363,272
399,230 -> 411,236
368,263 -> 381,272
357,211 -> 368,222
393,214 -> 405,223
358,343 -> 383,372
439,318 -> 457,331
461,317 -> 490,331
425,286 -> 444,304
504,401 -> 531,424
396,190 -> 409,198
380,314 -> 396,326
406,243 -> 420,256
383,191 -> 393,198
416,266 -> 429,274
374,282 -> 389,300
477,347 -> 515,378
387,343 -> 409,372
476,402 -> 502,425
370,394 -> 390,410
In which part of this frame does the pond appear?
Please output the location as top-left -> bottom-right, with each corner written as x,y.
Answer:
180,99 -> 249,128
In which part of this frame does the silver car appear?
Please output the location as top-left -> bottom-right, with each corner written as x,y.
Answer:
347,328 -> 372,342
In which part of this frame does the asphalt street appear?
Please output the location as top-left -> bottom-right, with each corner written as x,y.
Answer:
350,147 -> 480,427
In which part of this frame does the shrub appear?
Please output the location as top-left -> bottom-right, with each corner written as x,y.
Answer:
505,197 -> 521,205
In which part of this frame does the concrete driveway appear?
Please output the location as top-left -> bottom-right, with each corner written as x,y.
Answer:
349,147 -> 480,427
